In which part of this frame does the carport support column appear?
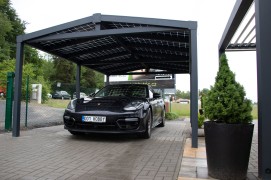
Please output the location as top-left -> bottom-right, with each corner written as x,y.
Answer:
76,64 -> 81,99
190,29 -> 198,148
255,0 -> 271,178
12,36 -> 24,137
106,75 -> 110,86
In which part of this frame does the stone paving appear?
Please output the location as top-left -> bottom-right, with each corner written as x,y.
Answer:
178,120 -> 259,180
0,117 -> 259,180
0,100 -> 64,132
0,119 -> 189,180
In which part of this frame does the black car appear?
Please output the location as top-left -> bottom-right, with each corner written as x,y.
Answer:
63,84 -> 165,138
52,91 -> 71,99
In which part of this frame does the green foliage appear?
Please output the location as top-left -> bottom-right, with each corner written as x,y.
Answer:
175,90 -> 190,99
203,54 -> 253,124
0,59 -> 14,87
165,112 -> 179,120
81,67 -> 96,88
0,0 -> 26,60
198,114 -> 205,128
0,59 -> 35,100
41,58 -> 54,81
50,56 -> 75,83
0,10 -> 12,61
199,88 -> 209,109
94,71 -> 105,89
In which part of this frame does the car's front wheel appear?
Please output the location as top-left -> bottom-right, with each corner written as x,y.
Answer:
140,108 -> 152,139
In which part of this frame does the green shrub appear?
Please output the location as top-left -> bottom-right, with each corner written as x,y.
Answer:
203,54 -> 252,124
165,112 -> 178,120
198,114 -> 205,128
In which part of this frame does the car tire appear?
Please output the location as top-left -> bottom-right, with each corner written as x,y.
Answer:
157,108 -> 165,127
68,130 -> 84,136
141,108 -> 152,139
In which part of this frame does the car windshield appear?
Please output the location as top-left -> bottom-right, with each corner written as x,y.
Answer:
95,85 -> 147,98
60,91 -> 69,95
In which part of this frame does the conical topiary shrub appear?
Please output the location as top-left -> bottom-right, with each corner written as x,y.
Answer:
203,53 -> 252,123
203,53 -> 254,180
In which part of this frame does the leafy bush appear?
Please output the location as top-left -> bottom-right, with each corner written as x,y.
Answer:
198,114 -> 205,128
203,54 -> 252,124
165,112 -> 178,120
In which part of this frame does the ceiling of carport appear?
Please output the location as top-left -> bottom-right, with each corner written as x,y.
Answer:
21,13 -> 196,75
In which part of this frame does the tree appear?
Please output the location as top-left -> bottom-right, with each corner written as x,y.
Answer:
203,54 -> 252,123
199,88 -> 209,109
41,58 -> 54,81
0,0 -> 12,61
81,67 -> 104,89
50,56 -> 75,84
0,59 -> 35,100
81,67 -> 96,88
175,90 -> 190,99
94,71 -> 104,89
0,0 -> 26,59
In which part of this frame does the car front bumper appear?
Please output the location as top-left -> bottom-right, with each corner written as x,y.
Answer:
63,109 -> 148,134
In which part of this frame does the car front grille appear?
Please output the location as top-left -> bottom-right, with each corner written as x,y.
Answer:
64,115 -> 140,131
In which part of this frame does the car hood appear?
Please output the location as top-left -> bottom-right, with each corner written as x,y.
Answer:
75,96 -> 146,112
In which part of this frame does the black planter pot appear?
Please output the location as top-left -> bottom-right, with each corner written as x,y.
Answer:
204,121 -> 254,180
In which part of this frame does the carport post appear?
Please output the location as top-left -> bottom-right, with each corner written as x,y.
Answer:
106,75 -> 110,86
76,64 -> 81,99
190,28 -> 198,148
255,0 -> 271,178
12,36 -> 24,137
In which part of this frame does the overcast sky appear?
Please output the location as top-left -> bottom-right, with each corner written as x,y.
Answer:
10,0 -> 258,102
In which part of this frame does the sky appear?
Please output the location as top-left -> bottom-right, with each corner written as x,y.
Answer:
10,0 -> 258,102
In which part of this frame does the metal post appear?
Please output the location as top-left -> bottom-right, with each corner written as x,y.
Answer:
5,72 -> 15,131
190,28 -> 198,148
25,75 -> 29,127
76,64 -> 81,99
12,37 -> 24,137
106,75 -> 110,86
255,0 -> 271,178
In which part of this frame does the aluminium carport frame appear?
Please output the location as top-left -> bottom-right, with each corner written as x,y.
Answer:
219,0 -> 271,178
12,14 -> 199,147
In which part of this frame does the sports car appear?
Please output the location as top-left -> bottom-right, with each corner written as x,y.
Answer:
63,84 -> 165,138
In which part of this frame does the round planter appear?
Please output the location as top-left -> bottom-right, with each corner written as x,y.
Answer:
204,121 -> 254,180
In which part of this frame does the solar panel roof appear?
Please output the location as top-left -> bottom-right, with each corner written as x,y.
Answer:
19,13 -> 197,75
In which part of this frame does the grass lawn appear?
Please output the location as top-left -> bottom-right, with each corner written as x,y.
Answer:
169,103 -> 190,117
43,99 -> 70,109
251,104 -> 258,119
168,102 -> 258,119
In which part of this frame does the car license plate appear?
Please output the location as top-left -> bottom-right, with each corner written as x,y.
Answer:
82,116 -> 106,123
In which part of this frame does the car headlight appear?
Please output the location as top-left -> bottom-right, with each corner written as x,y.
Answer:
124,101 -> 144,111
67,99 -> 77,110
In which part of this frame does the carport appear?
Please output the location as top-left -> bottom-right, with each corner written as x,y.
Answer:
13,14 -> 199,147
219,0 -> 271,178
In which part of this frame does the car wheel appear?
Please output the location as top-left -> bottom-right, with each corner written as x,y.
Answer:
141,108 -> 152,139
157,108 -> 165,127
68,130 -> 84,136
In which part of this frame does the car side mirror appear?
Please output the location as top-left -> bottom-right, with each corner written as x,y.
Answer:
153,93 -> 161,99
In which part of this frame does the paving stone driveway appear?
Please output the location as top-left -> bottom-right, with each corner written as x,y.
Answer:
0,120 -> 189,180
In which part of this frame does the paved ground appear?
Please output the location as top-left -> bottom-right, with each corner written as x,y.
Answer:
0,119 -> 189,180
0,100 -> 64,132
178,120 -> 259,180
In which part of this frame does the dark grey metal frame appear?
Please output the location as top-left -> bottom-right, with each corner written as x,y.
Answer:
13,14 -> 199,148
219,0 -> 271,178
